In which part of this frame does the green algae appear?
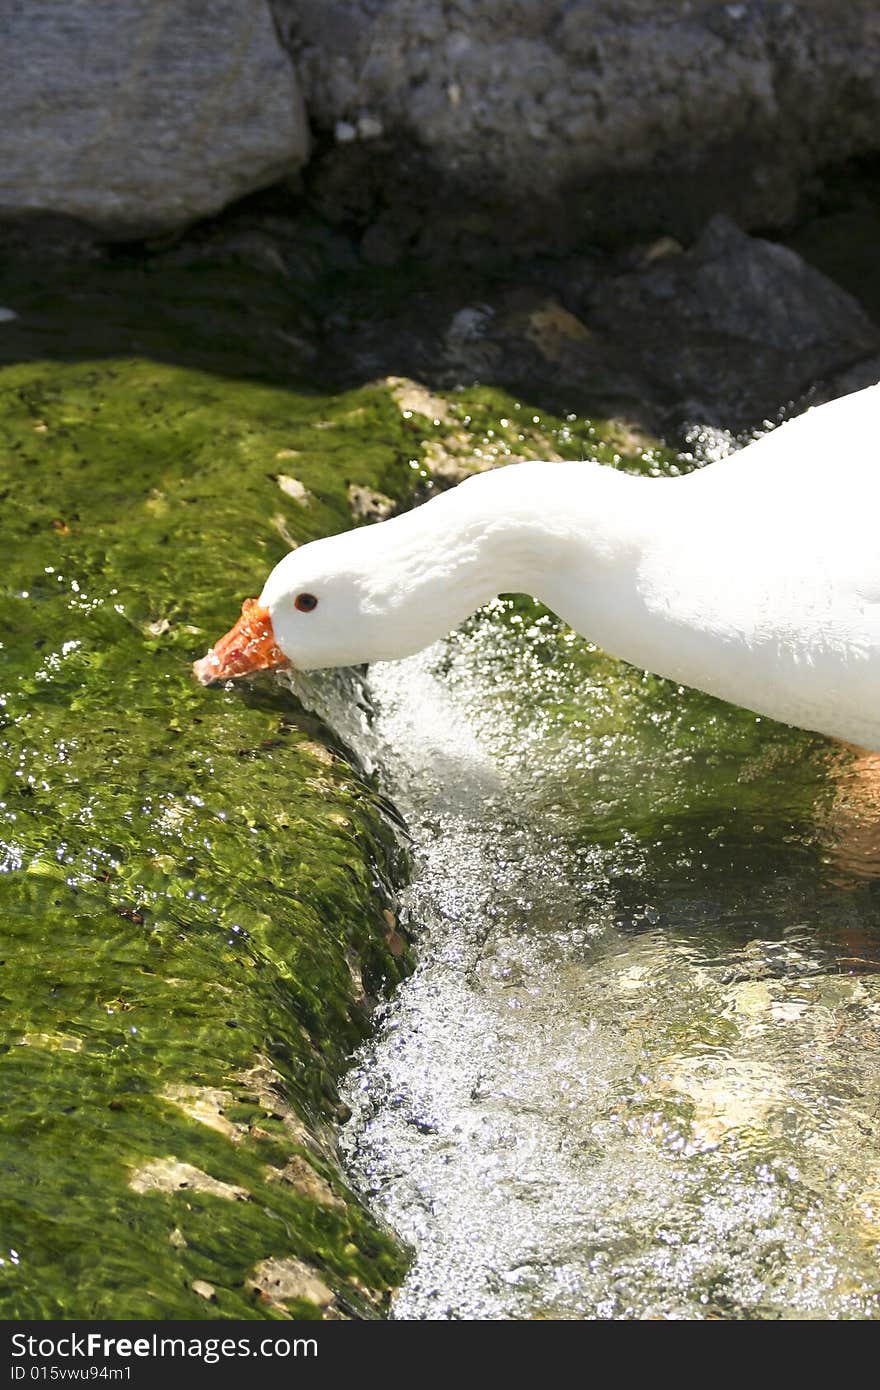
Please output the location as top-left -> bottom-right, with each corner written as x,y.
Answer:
0,357 -> 427,1319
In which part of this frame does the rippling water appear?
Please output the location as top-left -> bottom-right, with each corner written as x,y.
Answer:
303,599 -> 880,1320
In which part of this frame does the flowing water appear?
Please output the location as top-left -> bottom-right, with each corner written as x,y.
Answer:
303,598 -> 880,1320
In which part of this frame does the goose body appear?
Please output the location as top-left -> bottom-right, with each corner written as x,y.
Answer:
196,381 -> 880,750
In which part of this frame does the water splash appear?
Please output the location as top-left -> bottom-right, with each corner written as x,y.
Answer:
302,601 -> 880,1319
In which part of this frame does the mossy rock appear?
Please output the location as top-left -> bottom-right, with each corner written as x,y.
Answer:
0,358 -> 425,1319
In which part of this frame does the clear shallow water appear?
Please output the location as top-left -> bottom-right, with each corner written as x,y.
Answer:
302,601 -> 880,1320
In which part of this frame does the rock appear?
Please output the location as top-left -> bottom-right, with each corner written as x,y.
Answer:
348,483 -> 395,522
247,1256 -> 333,1311
388,377 -> 451,423
269,1154 -> 345,1209
161,1085 -> 246,1143
595,215 -> 877,356
275,474 -> 312,505
129,1159 -> 249,1201
586,215 -> 880,427
272,0 -> 880,247
357,115 -> 384,141
806,354 -> 880,412
272,513 -> 301,549
0,1 -> 308,237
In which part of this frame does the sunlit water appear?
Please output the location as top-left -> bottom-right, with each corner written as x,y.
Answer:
299,596 -> 880,1321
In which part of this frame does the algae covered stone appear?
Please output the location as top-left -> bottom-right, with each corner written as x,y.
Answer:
0,359 -> 419,1319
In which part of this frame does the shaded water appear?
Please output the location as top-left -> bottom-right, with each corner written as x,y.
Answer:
306,599 -> 880,1320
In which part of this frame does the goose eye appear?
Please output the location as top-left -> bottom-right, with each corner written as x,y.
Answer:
295,592 -> 318,613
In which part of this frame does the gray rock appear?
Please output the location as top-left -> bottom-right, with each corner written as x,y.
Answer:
586,215 -> 880,426
0,1 -> 308,238
804,355 -> 880,413
271,0 -> 880,245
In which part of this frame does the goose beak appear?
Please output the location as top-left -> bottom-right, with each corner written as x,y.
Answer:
193,598 -> 287,685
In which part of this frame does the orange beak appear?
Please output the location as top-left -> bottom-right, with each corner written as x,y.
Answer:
192,597 -> 287,685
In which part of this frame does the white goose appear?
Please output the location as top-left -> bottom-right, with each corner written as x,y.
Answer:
195,381 -> 880,751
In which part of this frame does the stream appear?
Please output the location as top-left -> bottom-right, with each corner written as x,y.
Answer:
303,593 -> 880,1320
4,196 -> 880,1319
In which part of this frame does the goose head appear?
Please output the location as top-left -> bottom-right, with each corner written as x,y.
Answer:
193,532 -> 382,682
193,496 -> 501,683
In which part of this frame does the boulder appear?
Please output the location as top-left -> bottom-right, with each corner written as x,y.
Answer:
272,0 -> 880,247
586,215 -> 880,426
0,1 -> 308,237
